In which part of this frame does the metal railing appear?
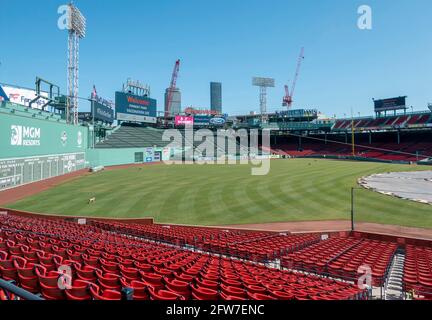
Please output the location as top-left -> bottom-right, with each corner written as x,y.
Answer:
0,279 -> 44,300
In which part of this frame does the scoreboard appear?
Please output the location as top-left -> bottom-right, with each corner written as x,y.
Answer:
374,97 -> 407,112
0,152 -> 86,191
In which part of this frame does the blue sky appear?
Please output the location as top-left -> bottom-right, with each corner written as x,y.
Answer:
1,0 -> 431,117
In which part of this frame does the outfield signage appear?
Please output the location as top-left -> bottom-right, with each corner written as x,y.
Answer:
175,116 -> 194,126
275,109 -> 318,118
0,152 -> 86,191
0,84 -> 49,109
115,91 -> 157,124
0,113 -> 87,159
92,100 -> 114,123
10,125 -> 41,146
184,107 -> 218,116
194,115 -> 211,126
162,148 -> 171,161
145,147 -> 154,162
374,97 -> 407,112
209,117 -> 226,126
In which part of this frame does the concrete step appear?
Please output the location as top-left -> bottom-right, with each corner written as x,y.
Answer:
384,251 -> 405,300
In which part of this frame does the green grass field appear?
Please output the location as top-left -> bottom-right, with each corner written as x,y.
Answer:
5,159 -> 432,228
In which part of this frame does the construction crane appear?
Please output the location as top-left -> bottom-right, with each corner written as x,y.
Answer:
283,47 -> 304,109
165,59 -> 180,118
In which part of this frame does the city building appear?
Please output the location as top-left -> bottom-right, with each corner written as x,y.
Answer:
210,82 -> 222,114
164,87 -> 181,115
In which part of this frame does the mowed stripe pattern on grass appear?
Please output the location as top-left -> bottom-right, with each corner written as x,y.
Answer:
5,159 -> 432,228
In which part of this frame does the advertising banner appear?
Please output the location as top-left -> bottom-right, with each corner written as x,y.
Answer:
92,100 -> 114,123
193,115 -> 211,126
209,117 -> 226,126
374,97 -> 407,112
162,148 -> 171,161
115,92 -> 157,123
0,113 -> 88,159
175,116 -> 194,126
145,147 -> 154,162
0,84 -> 49,109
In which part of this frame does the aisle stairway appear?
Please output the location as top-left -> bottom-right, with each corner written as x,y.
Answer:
384,249 -> 405,300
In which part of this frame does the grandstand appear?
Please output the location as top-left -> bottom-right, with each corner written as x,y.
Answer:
1,211 -> 432,300
95,124 -> 169,149
333,112 -> 432,131
95,123 -> 251,158
271,126 -> 432,163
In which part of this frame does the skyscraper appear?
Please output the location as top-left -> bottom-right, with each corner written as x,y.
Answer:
210,82 -> 222,114
164,88 -> 181,116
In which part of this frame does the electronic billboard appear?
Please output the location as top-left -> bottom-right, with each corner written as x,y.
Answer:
374,97 -> 407,112
115,92 -> 157,124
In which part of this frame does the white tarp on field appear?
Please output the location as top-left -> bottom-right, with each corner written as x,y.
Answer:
359,171 -> 432,204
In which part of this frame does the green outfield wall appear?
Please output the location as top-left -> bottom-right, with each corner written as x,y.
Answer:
0,110 -> 89,190
87,147 -> 172,167
0,110 -> 88,158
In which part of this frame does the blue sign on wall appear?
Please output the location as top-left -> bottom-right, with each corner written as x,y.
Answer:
115,92 -> 157,123
210,117 -> 226,126
194,115 -> 211,126
92,101 -> 114,123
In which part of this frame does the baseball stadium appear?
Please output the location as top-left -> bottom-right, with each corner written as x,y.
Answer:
1,1 -> 432,306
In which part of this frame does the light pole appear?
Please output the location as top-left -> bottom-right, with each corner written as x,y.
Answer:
351,187 -> 355,231
92,97 -> 95,148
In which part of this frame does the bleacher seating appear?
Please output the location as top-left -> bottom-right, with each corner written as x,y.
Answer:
95,125 -> 170,149
0,215 -> 368,300
272,131 -> 432,162
333,112 -> 432,131
281,237 -> 398,286
91,221 -> 319,262
403,245 -> 432,298
96,124 -> 249,157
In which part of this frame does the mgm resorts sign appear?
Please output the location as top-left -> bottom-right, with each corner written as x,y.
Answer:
10,125 -> 41,146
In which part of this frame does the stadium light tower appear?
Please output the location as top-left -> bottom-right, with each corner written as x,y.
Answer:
252,77 -> 275,123
66,3 -> 86,125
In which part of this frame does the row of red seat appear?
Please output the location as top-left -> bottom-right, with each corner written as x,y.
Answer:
0,215 -> 367,300
282,238 -> 397,286
91,220 -> 259,246
333,114 -> 432,131
197,234 -> 320,262
403,245 -> 432,298
90,221 -> 319,261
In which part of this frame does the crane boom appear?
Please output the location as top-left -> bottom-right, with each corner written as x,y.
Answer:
289,47 -> 304,100
165,59 -> 180,117
282,47 -> 304,109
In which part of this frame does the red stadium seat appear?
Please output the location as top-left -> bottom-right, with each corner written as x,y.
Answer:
148,287 -> 185,300
65,280 -> 92,300
120,279 -> 149,300
96,270 -> 122,291
247,292 -> 277,300
140,272 -> 164,289
0,251 -> 18,281
90,284 -> 121,300
165,278 -> 191,298
191,285 -> 219,300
